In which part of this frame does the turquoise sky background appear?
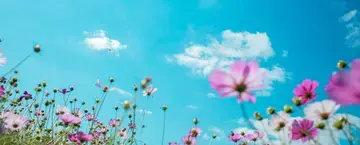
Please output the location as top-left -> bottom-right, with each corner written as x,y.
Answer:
1,0 -> 360,144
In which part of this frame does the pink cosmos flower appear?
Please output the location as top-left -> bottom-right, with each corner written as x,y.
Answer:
109,119 -> 120,128
0,86 -> 4,96
85,113 -> 95,121
189,127 -> 201,137
58,114 -> 81,125
208,60 -> 265,103
182,135 -> 196,145
325,59 -> 360,105
293,79 -> 319,105
228,133 -> 242,143
68,131 -> 93,145
0,51 -> 7,67
246,131 -> 264,142
3,113 -> 28,131
290,119 -> 319,143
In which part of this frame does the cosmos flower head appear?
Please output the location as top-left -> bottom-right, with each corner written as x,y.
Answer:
3,112 -> 28,131
290,119 -> 319,143
228,133 -> 242,143
182,135 -> 196,145
325,58 -> 360,105
293,79 -> 319,105
56,105 -> 70,115
304,99 -> 340,121
209,60 -> 266,103
85,113 -> 95,121
72,108 -> 84,118
109,118 -> 120,128
245,131 -> 264,142
18,91 -> 32,102
269,111 -> 291,132
68,131 -> 93,145
142,85 -> 158,97
58,113 -> 81,125
188,127 -> 201,137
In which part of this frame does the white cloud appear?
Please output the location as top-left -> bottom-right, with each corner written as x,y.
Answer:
340,10 -> 360,48
186,105 -> 198,110
84,30 -> 127,56
341,10 -> 357,22
203,133 -> 210,140
282,50 -> 288,57
137,109 -> 152,115
167,30 -> 289,96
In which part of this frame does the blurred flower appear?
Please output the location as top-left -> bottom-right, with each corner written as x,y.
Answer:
118,129 -> 128,139
3,112 -> 28,131
58,114 -> 81,125
228,133 -> 242,143
189,127 -> 201,137
0,51 -> 7,66
182,135 -> 196,145
290,119 -> 319,143
269,111 -> 290,132
168,142 -> 179,145
85,114 -> 95,121
245,131 -> 264,142
142,85 -> 158,96
72,108 -> 84,118
128,122 -> 136,129
304,100 -> 340,121
109,119 -> 120,128
0,86 -> 4,96
60,88 -> 71,95
34,110 -> 44,117
68,131 -> 93,145
325,59 -> 360,105
56,105 -> 70,115
293,79 -> 319,105
208,60 -> 265,103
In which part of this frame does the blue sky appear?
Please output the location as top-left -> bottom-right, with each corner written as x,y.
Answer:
0,0 -> 360,144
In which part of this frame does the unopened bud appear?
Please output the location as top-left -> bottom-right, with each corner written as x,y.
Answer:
254,112 -> 263,121
283,105 -> 293,114
292,97 -> 302,106
267,107 -> 276,115
162,105 -> 167,111
109,77 -> 115,83
316,122 -> 325,129
193,118 -> 199,125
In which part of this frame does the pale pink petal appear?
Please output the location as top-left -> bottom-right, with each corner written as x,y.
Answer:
238,92 -> 256,103
229,61 -> 246,83
351,59 -> 360,70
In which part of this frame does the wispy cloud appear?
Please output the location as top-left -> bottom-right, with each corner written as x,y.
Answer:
186,105 -> 198,110
207,93 -> 216,98
84,30 -> 128,56
340,10 -> 360,48
166,30 -> 290,96
282,50 -> 288,57
137,109 -> 153,115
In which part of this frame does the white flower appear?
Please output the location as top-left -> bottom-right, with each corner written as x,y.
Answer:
56,105 -> 70,115
304,99 -> 340,121
0,51 -> 7,66
142,86 -> 158,96
268,111 -> 291,131
73,108 -> 84,118
4,113 -> 28,131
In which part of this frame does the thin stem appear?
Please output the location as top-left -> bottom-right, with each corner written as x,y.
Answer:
161,111 -> 166,145
240,103 -> 255,129
1,52 -> 34,77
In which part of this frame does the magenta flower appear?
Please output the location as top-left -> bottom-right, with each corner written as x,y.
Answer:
85,113 -> 95,121
228,133 -> 242,143
293,79 -> 319,105
68,131 -> 93,145
325,59 -> 360,105
0,86 -> 4,96
58,114 -> 81,125
60,88 -> 71,94
208,60 -> 265,103
188,127 -> 201,137
109,119 -> 120,128
290,119 -> 319,143
182,135 -> 196,145
18,91 -> 33,102
68,134 -> 78,142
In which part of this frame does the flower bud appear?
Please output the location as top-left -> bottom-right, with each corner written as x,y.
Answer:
96,99 -> 100,104
34,103 -> 39,108
283,105 -> 293,114
42,82 -> 47,87
82,102 -> 86,105
128,114 -> 132,118
292,97 -> 302,106
212,134 -> 217,139
267,107 -> 276,115
114,106 -> 119,110
316,122 -> 325,129
53,88 -> 58,93
162,105 -> 167,111
34,44 -> 41,53
35,87 -> 42,92
133,85 -> 138,91
333,120 -> 344,130
123,100 -> 131,110
254,112 -> 263,121
193,118 -> 199,125
109,77 -> 115,83
337,60 -> 347,70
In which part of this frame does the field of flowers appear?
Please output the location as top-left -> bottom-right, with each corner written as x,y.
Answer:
0,44 -> 359,145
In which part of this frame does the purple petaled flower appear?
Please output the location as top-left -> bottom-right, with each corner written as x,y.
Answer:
58,114 -> 81,125
85,114 -> 95,121
18,91 -> 33,102
61,88 -> 71,95
0,86 -> 5,96
109,119 -> 120,128
293,79 -> 319,105
182,135 -> 196,145
228,133 -> 242,143
68,131 -> 93,145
